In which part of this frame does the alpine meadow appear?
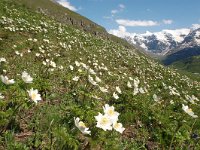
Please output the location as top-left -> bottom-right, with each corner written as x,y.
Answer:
0,0 -> 200,149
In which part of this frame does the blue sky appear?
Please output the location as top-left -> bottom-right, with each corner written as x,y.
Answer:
57,0 -> 200,34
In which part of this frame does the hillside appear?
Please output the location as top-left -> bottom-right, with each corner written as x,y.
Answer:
0,0 -> 200,149
171,56 -> 200,74
17,0 -> 133,49
18,0 -> 107,35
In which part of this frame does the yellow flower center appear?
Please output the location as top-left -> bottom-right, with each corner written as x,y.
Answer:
31,93 -> 37,100
79,121 -> 86,128
107,109 -> 114,116
100,117 -> 109,125
187,108 -> 193,113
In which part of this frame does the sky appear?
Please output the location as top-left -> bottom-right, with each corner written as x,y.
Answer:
57,0 -> 200,34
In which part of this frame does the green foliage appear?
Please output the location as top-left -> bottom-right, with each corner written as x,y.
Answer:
171,55 -> 200,73
0,0 -> 199,149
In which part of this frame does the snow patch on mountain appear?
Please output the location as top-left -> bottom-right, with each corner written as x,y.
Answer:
194,31 -> 200,45
162,29 -> 190,43
109,25 -> 199,54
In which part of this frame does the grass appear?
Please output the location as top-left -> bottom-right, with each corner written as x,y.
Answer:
0,0 -> 200,149
171,55 -> 200,74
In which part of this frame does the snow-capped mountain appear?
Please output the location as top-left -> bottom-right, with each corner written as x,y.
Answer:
164,28 -> 200,55
125,29 -> 192,54
180,28 -> 200,47
109,26 -> 200,55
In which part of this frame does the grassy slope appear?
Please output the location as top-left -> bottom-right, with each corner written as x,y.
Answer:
18,0 -> 107,34
17,0 -> 134,49
171,55 -> 200,74
0,0 -> 200,149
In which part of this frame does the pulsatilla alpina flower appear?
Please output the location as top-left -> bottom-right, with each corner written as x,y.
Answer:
182,104 -> 198,118
72,76 -> 79,81
113,122 -> 125,133
1,75 -> 15,85
99,86 -> 108,93
22,71 -> 33,83
95,113 -> 112,131
116,86 -> 122,94
88,75 -> 97,85
74,117 -> 91,135
127,81 -> 132,88
113,92 -> 119,99
103,104 -> 119,122
27,88 -> 42,104
0,57 -> 6,62
95,104 -> 125,133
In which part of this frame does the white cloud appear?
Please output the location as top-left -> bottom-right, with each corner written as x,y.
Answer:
111,10 -> 118,14
163,19 -> 173,24
119,4 -> 125,9
118,26 -> 126,32
109,4 -> 125,17
57,0 -> 77,11
116,19 -> 159,27
109,26 -> 131,38
191,24 -> 200,30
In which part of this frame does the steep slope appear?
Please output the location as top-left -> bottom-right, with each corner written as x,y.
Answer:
171,56 -> 200,73
18,0 -> 107,35
0,0 -> 200,149
17,0 -> 133,48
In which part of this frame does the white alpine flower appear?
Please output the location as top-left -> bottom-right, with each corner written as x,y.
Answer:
50,61 -> 56,68
27,88 -> 42,104
139,87 -> 145,94
1,75 -> 15,85
72,76 -> 79,82
89,68 -> 96,75
22,71 -> 33,83
182,104 -> 198,118
0,57 -> 6,62
116,86 -> 122,94
129,77 -> 133,81
127,81 -> 132,88
95,76 -> 101,83
75,61 -> 80,67
113,92 -> 119,99
113,122 -> 125,134
133,87 -> 139,95
88,75 -> 97,85
99,86 -> 108,93
103,104 -> 119,123
95,113 -> 112,131
69,65 -> 74,70
153,94 -> 160,102
74,117 -> 91,135
134,78 -> 140,87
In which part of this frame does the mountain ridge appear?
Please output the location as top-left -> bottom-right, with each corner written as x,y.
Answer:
0,0 -> 200,149
110,25 -> 200,73
17,0 -> 134,49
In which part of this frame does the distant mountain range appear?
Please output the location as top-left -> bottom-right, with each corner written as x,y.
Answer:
110,26 -> 200,73
112,27 -> 200,54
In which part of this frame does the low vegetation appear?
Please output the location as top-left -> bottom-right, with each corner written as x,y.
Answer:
0,0 -> 199,149
172,55 -> 200,74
